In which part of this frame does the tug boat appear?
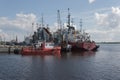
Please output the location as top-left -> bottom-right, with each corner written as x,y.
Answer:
21,41 -> 61,55
22,15 -> 61,55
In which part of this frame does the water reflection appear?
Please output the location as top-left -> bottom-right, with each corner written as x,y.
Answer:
71,51 -> 96,57
21,51 -> 96,59
1,44 -> 120,80
21,53 -> 61,59
61,51 -> 96,59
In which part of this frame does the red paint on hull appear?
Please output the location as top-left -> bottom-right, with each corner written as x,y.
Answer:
69,41 -> 99,51
21,46 -> 61,55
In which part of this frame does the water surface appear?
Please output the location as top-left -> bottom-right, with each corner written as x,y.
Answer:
0,44 -> 120,80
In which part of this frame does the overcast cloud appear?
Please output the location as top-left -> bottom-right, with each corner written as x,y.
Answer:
0,6 -> 120,42
88,0 -> 96,4
0,13 -> 37,41
85,7 -> 120,42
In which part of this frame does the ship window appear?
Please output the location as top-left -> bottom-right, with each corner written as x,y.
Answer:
49,43 -> 54,46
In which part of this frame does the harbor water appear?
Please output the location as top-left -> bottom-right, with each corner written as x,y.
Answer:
0,44 -> 120,80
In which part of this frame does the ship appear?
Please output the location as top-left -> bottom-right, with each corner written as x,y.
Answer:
54,9 -> 99,51
22,9 -> 99,54
21,41 -> 61,55
21,16 -> 61,55
66,9 -> 99,51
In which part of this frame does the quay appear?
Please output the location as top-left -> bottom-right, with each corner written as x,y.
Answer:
0,45 -> 23,54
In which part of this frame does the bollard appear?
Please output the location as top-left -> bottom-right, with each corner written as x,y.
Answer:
8,47 -> 11,54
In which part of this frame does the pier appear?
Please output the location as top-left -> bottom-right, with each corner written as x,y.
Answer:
0,45 -> 23,54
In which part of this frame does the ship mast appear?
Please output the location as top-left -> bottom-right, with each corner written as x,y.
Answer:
67,8 -> 75,32
41,14 -> 44,27
57,10 -> 63,43
71,18 -> 74,26
80,19 -> 82,32
40,14 -> 46,41
32,22 -> 34,35
57,10 -> 62,30
67,8 -> 71,27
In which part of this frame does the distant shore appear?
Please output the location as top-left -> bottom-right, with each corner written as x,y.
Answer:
97,42 -> 120,44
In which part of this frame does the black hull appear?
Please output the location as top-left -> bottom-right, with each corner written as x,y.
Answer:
61,47 -> 71,52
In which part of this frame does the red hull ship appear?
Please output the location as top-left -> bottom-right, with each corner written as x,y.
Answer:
22,18 -> 61,55
69,41 -> 99,51
21,42 -> 61,55
61,8 -> 99,51
53,9 -> 99,52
